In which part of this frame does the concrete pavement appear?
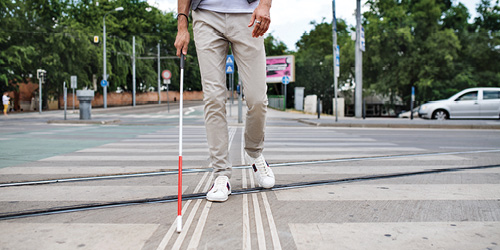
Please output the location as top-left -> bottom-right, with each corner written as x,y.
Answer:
0,102 -> 499,249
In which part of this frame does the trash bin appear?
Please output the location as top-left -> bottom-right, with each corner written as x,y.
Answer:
76,90 -> 94,120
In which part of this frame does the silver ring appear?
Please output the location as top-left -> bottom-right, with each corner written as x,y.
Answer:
256,20 -> 261,24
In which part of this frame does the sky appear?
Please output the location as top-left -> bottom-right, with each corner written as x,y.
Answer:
148,0 -> 492,51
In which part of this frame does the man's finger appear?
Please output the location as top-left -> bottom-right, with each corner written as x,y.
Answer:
248,13 -> 256,27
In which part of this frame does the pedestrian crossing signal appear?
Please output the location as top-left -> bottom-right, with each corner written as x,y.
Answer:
94,36 -> 99,43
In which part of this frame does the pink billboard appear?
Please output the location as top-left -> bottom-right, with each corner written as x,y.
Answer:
266,55 -> 295,83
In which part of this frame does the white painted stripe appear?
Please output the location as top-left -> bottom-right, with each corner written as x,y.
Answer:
241,127 -> 246,165
264,142 -> 397,146
290,222 -> 500,250
172,175 -> 211,249
275,184 -> 500,201
0,223 -> 159,250
250,169 -> 266,250
266,138 -> 376,142
186,175 -> 214,250
77,148 -> 209,153
263,154 -> 466,162
0,186 -> 187,202
97,143 -> 208,148
242,169 -> 251,250
156,172 -> 210,250
186,127 -> 237,249
261,192 -> 282,250
39,155 -> 208,161
273,165 -> 495,175
0,166 -> 173,175
263,147 -> 425,152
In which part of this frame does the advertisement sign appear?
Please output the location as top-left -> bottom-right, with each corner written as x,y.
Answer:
266,55 -> 295,83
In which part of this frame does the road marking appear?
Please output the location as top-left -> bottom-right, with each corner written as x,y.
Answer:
242,168 -> 252,250
0,223 -> 159,250
186,127 -> 237,249
186,174 -> 214,250
273,165 -> 500,175
172,174 -> 213,249
0,186 -> 186,202
250,169 -> 266,250
39,155 -> 208,161
290,222 -> 500,250
156,172 -> 210,250
274,184 -> 500,201
261,192 -> 282,250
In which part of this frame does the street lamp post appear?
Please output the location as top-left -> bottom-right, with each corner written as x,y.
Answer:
103,7 -> 124,109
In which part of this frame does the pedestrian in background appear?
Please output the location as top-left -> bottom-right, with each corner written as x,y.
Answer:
3,92 -> 10,116
174,0 -> 275,202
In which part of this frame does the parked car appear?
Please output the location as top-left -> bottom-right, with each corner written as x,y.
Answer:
398,106 -> 420,118
418,87 -> 500,120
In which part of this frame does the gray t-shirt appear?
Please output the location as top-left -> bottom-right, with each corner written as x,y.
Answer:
192,0 -> 259,12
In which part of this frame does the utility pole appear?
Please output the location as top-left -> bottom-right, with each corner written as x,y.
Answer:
158,43 -> 161,104
355,0 -> 363,118
332,0 -> 339,122
132,36 -> 136,107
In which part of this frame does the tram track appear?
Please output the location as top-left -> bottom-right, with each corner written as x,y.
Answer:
1,149 -> 499,188
0,149 -> 499,221
0,162 -> 498,221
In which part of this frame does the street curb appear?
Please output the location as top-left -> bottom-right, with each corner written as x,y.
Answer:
297,119 -> 500,130
47,119 -> 121,125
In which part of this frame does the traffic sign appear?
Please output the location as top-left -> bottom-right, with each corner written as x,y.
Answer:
162,70 -> 172,80
226,55 -> 234,74
226,55 -> 234,66
71,75 -> 77,89
100,79 -> 108,87
282,75 -> 290,85
335,45 -> 340,77
360,26 -> 365,52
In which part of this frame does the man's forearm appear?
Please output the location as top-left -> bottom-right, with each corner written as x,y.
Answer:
177,0 -> 191,30
259,0 -> 272,8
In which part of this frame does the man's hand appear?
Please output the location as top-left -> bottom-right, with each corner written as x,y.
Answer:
175,0 -> 191,57
175,26 -> 190,57
248,1 -> 271,38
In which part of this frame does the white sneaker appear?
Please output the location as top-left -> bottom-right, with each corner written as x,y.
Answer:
206,176 -> 231,202
252,155 -> 275,189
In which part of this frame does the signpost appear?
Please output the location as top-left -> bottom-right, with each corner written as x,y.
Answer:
37,69 -> 46,114
282,75 -> 290,110
226,55 -> 234,116
333,0 -> 339,122
162,69 -> 172,112
71,75 -> 77,111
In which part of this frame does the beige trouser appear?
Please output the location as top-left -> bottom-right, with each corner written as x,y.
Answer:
192,9 -> 268,179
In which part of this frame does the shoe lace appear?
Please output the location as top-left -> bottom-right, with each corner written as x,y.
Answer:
254,157 -> 269,177
213,177 -> 228,192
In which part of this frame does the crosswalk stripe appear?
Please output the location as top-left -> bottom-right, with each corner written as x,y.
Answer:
290,222 -> 500,250
274,184 -> 500,201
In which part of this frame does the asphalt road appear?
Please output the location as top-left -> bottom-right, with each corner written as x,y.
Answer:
0,102 -> 499,249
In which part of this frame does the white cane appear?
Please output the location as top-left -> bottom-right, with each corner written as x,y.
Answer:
177,54 -> 186,233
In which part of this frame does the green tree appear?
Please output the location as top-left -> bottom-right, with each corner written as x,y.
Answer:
294,18 -> 353,113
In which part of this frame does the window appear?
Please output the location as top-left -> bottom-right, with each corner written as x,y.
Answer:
456,91 -> 478,101
483,90 -> 500,100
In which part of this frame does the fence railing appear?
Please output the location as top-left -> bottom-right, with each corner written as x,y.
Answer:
268,95 -> 285,111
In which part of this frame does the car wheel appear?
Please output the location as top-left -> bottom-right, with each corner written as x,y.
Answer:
432,110 -> 449,120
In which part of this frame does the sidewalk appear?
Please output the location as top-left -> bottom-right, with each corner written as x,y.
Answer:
2,102 -> 499,129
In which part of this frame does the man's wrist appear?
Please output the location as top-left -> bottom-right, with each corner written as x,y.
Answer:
177,13 -> 189,29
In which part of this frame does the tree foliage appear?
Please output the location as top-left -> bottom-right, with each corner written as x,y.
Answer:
294,0 -> 500,113
0,0 -> 195,107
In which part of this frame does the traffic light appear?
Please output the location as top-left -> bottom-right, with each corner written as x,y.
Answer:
37,69 -> 47,83
94,36 -> 99,44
